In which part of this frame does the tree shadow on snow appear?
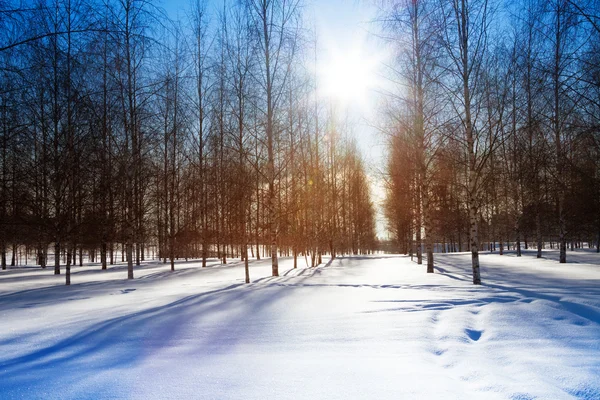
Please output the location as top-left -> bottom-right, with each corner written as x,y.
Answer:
0,266 -> 320,397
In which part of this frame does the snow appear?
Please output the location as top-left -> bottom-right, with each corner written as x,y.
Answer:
1,249 -> 599,399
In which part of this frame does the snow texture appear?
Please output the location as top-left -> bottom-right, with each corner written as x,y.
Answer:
1,249 -> 599,399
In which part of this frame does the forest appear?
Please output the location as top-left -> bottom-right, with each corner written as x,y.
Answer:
381,0 -> 600,283
2,0 -> 600,288
2,2 -> 600,397
0,0 -> 377,285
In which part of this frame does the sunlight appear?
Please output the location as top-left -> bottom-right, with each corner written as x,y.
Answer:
319,43 -> 379,109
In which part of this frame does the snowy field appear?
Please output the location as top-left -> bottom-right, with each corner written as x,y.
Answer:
1,249 -> 599,399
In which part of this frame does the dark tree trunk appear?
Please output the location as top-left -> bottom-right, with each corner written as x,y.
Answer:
101,242 -> 107,270
293,247 -> 297,268
65,247 -> 71,286
127,239 -> 133,279
516,226 -> 522,257
54,241 -> 60,275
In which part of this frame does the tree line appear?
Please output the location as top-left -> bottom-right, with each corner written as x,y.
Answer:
381,0 -> 600,284
0,0 -> 377,284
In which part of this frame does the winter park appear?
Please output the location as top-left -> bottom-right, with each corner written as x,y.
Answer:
1,0 -> 600,399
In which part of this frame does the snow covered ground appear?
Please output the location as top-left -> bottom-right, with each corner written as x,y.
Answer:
1,249 -> 599,399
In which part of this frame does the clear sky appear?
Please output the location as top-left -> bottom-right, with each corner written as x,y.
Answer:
162,0 -> 390,237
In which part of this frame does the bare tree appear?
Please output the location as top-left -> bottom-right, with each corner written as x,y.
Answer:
246,0 -> 302,277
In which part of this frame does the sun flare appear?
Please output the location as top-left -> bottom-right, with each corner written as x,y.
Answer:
319,44 -> 379,108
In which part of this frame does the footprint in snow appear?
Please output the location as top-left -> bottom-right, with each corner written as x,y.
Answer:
465,328 -> 482,341
433,349 -> 446,356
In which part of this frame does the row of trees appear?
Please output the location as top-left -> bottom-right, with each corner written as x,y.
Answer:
0,0 -> 377,284
381,0 -> 600,284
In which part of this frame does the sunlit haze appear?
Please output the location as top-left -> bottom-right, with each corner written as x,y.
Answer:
162,0 -> 389,237
311,0 -> 389,238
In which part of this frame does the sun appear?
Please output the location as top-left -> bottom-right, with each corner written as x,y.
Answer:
319,43 -> 379,109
